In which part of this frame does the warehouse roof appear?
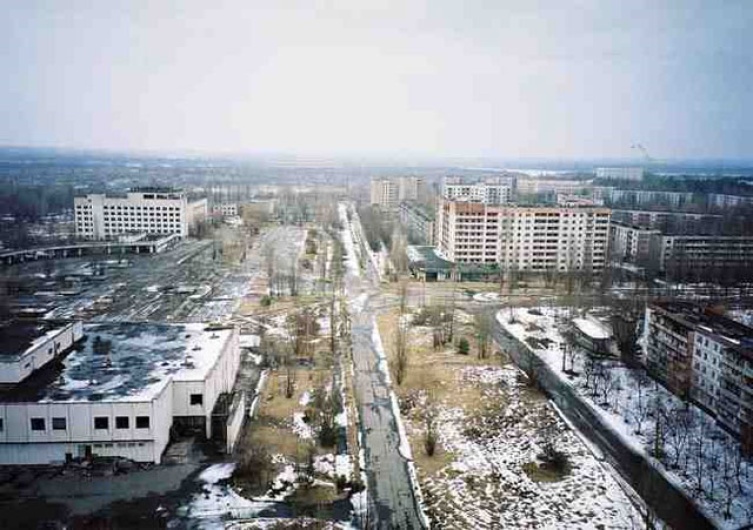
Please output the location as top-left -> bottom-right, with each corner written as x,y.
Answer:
1,322 -> 234,403
0,320 -> 73,360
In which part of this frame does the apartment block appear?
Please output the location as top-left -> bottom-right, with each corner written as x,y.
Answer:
436,199 -> 610,272
644,302 -> 753,448
399,201 -> 435,245
516,178 -> 592,196
708,194 -> 753,209
609,221 -> 661,265
658,235 -> 753,276
595,167 -> 644,181
370,177 -> 425,210
212,202 -> 239,217
442,176 -> 515,204
74,188 -> 208,240
611,209 -> 722,230
605,189 -> 695,209
644,303 -> 695,398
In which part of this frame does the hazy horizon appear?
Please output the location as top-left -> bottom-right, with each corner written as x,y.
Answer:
2,1 -> 752,160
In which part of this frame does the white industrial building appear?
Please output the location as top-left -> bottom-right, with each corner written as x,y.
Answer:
0,322 -> 241,465
436,199 -> 610,272
0,321 -> 84,385
74,188 -> 208,240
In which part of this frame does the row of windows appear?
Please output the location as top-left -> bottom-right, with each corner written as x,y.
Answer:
24,415 -> 151,432
76,205 -> 181,211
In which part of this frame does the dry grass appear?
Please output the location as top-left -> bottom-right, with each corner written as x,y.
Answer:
239,366 -> 330,462
377,308 -> 504,478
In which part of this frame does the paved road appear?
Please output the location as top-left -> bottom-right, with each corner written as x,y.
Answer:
341,204 -> 425,529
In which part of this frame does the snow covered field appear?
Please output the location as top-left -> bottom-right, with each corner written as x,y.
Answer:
499,306 -> 753,528
406,364 -> 644,529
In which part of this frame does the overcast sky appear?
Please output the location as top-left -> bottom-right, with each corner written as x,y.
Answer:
1,1 -> 751,160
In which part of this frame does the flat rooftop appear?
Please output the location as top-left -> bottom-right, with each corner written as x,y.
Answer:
652,302 -> 753,360
0,320 -> 71,360
407,246 -> 453,270
1,322 -> 233,403
573,318 -> 611,340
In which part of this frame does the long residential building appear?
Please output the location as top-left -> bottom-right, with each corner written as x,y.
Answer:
611,209 -> 722,230
595,167 -> 644,181
74,188 -> 208,240
516,178 -> 593,196
605,189 -> 695,208
644,302 -> 753,450
399,201 -> 436,245
436,199 -> 610,272
658,234 -> 753,277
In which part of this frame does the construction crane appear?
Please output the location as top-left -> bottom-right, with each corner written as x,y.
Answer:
631,143 -> 653,163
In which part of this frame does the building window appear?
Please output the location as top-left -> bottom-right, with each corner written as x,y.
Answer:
94,417 -> 109,430
31,418 -> 46,431
52,417 -> 67,430
115,416 -> 129,429
190,393 -> 203,406
0,418 -> 3,432
136,416 -> 150,429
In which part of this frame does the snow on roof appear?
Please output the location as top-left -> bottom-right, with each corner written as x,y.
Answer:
239,334 -> 260,349
10,322 -> 233,403
572,318 -> 611,340
0,321 -> 74,360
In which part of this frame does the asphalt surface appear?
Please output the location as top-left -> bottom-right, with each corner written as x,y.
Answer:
8,226 -> 308,324
342,206 -> 425,530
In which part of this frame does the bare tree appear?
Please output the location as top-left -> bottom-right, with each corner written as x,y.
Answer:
423,393 -> 439,457
612,313 -> 640,366
393,320 -> 409,385
398,280 -> 408,316
475,312 -> 493,360
665,406 -> 693,470
692,420 -> 707,496
630,369 -> 651,435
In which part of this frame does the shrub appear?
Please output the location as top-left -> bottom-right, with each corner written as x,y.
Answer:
260,295 -> 272,307
457,337 -> 470,355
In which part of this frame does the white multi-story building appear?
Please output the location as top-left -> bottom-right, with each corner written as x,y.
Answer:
645,302 -> 753,449
74,188 -> 208,240
609,221 -> 661,266
442,176 -> 514,205
605,189 -> 694,209
595,167 -> 644,181
611,209 -> 721,229
436,199 -> 610,272
0,322 -> 241,465
708,194 -> 753,209
516,178 -> 592,196
370,179 -> 399,210
399,201 -> 436,245
370,177 -> 425,209
212,203 -> 239,217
